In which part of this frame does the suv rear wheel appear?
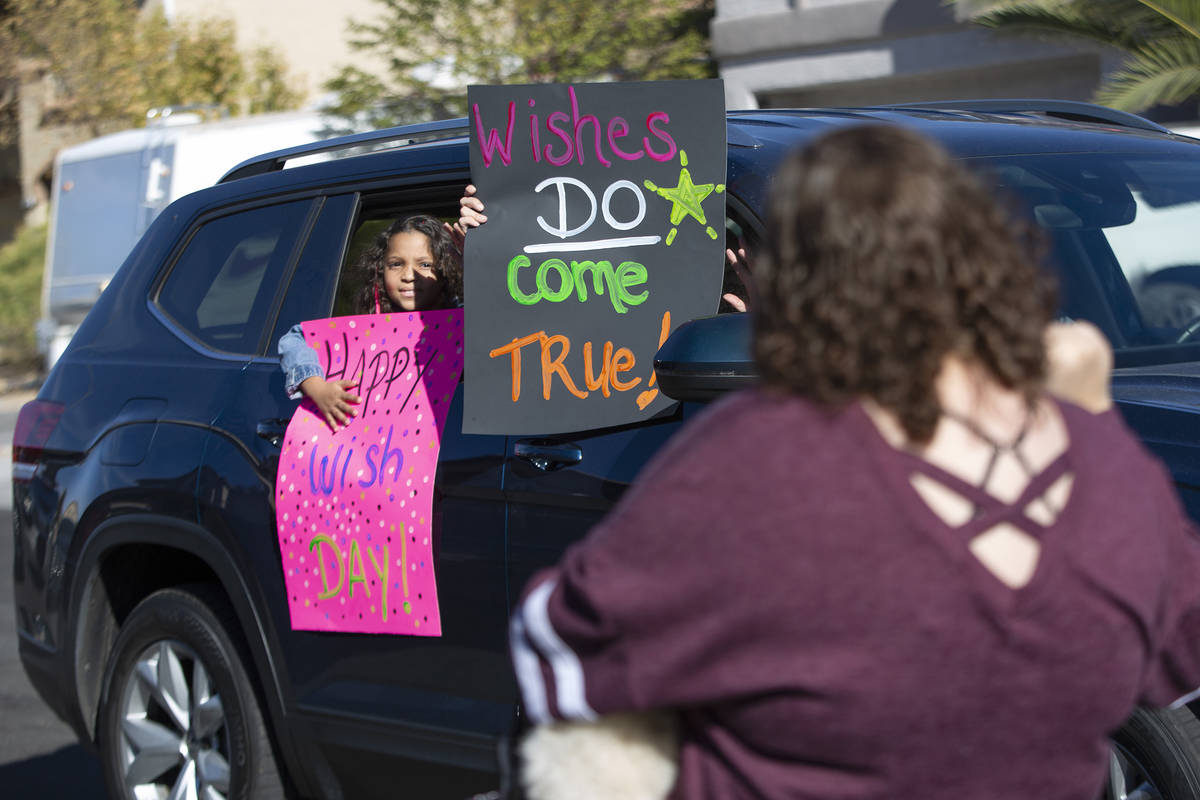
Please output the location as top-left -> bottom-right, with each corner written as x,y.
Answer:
97,585 -> 285,800
1107,706 -> 1200,799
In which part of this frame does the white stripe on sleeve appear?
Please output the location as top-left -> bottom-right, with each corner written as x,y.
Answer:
517,578 -> 599,722
1170,686 -> 1200,709
510,612 -> 552,724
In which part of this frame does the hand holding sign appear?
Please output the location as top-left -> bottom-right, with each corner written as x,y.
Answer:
459,183 -> 487,229
723,240 -> 755,313
300,376 -> 362,430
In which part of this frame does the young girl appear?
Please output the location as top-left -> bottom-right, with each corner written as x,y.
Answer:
278,213 -> 463,430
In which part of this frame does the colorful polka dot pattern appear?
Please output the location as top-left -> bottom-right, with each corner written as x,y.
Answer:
275,309 -> 464,636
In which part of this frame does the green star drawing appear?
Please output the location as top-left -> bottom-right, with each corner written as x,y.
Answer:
644,150 -> 726,245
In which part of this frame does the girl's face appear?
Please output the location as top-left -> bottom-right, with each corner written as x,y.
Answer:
383,231 -> 444,311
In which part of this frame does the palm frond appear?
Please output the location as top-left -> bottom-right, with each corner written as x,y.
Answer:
959,0 -> 1081,15
1131,0 -> 1200,40
1095,37 -> 1200,109
974,3 -> 1148,50
956,0 -> 1200,110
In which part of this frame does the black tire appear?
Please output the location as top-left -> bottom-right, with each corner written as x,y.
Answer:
1108,706 -> 1200,800
97,585 -> 286,800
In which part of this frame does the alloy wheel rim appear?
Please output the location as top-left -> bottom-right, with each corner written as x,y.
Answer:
117,639 -> 231,800
1107,746 -> 1163,800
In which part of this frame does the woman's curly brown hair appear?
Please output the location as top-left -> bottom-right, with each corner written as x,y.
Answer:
754,125 -> 1056,443
354,213 -> 463,314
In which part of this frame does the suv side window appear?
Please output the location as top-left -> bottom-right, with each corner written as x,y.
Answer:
157,199 -> 314,355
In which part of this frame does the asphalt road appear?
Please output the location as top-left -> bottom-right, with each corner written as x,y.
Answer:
0,388 -> 107,798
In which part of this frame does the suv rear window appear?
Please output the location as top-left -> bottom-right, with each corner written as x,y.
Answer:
156,200 -> 312,354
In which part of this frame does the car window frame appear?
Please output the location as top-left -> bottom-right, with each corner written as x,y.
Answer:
262,192 -> 360,358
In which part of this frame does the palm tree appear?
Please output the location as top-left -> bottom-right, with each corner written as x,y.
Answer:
960,0 -> 1200,113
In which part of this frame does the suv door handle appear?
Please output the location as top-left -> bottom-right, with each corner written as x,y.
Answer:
514,439 -> 582,472
256,418 -> 290,447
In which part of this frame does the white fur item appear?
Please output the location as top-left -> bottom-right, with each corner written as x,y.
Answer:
519,711 -> 680,800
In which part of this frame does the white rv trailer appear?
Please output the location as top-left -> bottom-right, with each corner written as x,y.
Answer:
38,108 -> 335,369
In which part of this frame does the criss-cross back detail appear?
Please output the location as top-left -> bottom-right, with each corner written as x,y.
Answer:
902,449 -> 1073,537
894,411 -> 1075,590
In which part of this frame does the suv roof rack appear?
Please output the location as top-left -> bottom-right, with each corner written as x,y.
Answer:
219,117 -> 470,183
887,100 -> 1170,134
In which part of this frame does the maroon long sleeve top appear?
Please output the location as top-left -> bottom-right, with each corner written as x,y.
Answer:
511,390 -> 1200,799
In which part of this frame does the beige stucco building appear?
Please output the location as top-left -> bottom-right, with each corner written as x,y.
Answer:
143,0 -> 385,103
712,0 -> 1119,112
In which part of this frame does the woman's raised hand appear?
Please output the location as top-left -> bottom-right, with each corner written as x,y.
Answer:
1044,320 -> 1113,413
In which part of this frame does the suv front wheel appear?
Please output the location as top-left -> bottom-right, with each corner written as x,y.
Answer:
97,585 -> 285,800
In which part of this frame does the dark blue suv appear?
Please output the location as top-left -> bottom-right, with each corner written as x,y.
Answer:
14,101 -> 1200,800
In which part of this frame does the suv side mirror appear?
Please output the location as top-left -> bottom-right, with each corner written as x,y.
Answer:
654,314 -> 756,402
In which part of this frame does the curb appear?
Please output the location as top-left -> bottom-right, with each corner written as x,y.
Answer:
0,372 -> 42,396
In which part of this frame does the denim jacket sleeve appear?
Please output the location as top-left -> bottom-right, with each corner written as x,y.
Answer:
278,323 -> 324,399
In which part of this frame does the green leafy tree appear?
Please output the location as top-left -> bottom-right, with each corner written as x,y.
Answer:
0,5 -> 18,145
10,0 -> 302,134
960,0 -> 1200,112
325,0 -> 714,129
0,222 -> 45,365
245,45 -> 304,115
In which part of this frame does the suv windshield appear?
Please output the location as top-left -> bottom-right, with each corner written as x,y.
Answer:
976,150 -> 1200,365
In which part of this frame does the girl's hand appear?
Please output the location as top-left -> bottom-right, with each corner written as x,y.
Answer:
458,184 -> 487,230
300,377 -> 361,430
1044,320 -> 1113,413
445,184 -> 486,256
723,240 -> 755,312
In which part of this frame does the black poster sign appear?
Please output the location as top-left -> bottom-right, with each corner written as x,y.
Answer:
463,79 -> 726,434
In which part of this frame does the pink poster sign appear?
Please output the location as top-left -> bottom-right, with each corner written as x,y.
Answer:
275,309 -> 464,636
